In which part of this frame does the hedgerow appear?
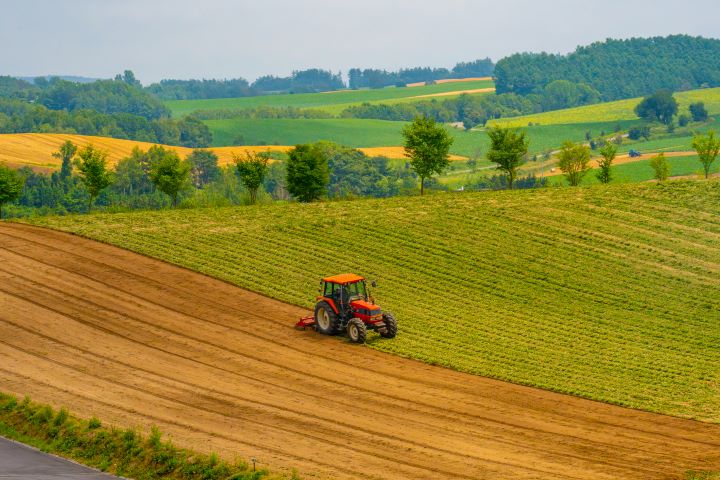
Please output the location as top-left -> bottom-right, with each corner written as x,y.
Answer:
0,392 -> 274,480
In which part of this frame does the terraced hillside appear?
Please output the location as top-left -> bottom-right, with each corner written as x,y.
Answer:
28,180 -> 720,422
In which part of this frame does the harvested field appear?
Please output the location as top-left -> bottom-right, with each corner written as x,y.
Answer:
408,87 -> 495,99
406,77 -> 493,87
0,222 -> 719,479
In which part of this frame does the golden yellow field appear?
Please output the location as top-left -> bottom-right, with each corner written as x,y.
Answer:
409,87 -> 495,99
0,133 -> 464,170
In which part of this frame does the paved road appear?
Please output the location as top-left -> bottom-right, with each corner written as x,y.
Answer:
0,436 -> 118,479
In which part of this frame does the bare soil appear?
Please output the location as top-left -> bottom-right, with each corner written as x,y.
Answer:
1,223 -> 718,479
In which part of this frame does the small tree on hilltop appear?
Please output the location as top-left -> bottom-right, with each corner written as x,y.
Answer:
596,143 -> 617,184
402,116 -> 454,195
149,149 -> 191,207
649,153 -> 670,182
635,90 -> 678,125
692,130 -> 720,179
557,141 -> 591,187
76,144 -> 113,210
0,164 -> 25,219
234,151 -> 270,204
286,143 -> 329,202
52,140 -> 77,183
486,126 -> 529,190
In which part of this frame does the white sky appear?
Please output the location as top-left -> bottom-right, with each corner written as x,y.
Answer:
2,0 -> 719,84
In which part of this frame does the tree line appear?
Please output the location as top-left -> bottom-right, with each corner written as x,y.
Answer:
348,58 -> 495,89
0,97 -> 211,147
2,113 -> 719,219
0,139 -> 422,218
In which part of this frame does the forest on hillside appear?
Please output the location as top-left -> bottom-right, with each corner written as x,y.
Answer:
495,35 -> 720,100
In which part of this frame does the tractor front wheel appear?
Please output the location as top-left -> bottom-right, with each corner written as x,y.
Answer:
314,302 -> 339,335
347,318 -> 367,344
380,312 -> 397,338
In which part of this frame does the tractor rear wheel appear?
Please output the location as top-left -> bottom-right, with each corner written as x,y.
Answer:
380,312 -> 397,338
347,318 -> 367,344
314,302 -> 339,335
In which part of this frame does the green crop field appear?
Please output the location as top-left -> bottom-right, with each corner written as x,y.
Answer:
166,79 -> 495,117
489,87 -> 720,128
207,117 -> 638,161
27,180 -> 720,422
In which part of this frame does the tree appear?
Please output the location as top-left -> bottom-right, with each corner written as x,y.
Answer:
401,116 -> 453,195
187,149 -> 220,187
692,130 -> 720,179
234,151 -> 270,204
635,90 -> 678,125
557,141 -> 591,186
689,102 -> 709,122
52,140 -> 77,182
649,153 -> 670,181
76,144 -> 113,209
0,164 -> 24,219
486,126 -> 529,189
149,149 -> 190,207
596,143 -> 616,184
286,143 -> 329,202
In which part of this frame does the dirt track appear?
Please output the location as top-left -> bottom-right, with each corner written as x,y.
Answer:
1,223 -> 719,479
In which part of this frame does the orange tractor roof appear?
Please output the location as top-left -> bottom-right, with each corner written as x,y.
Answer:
322,273 -> 365,284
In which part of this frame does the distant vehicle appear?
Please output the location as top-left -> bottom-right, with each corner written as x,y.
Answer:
295,273 -> 397,343
629,149 -> 642,158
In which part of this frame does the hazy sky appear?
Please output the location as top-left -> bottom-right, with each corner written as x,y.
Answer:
2,0 -> 719,84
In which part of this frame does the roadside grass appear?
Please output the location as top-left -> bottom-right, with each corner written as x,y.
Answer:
0,392 -> 277,479
166,79 -> 494,117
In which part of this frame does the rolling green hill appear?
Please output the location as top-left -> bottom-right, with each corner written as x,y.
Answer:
166,79 -> 494,117
489,87 -> 720,128
27,180 -> 720,422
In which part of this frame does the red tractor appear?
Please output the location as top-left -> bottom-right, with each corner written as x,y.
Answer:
295,273 -> 397,344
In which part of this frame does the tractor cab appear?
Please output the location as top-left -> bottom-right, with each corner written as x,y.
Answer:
295,273 -> 397,344
320,274 -> 376,315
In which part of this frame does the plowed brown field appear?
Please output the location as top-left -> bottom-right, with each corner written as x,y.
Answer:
1,222 -> 719,480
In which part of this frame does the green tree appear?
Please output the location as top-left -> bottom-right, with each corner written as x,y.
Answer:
149,149 -> 191,207
76,144 -> 113,209
486,126 -> 529,189
649,153 -> 670,182
286,143 -> 329,202
596,143 -> 616,184
689,102 -> 709,122
692,130 -> 720,179
187,149 -> 220,188
234,151 -> 270,204
52,140 -> 77,182
401,116 -> 454,195
635,90 -> 678,125
557,141 -> 591,186
0,164 -> 25,219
